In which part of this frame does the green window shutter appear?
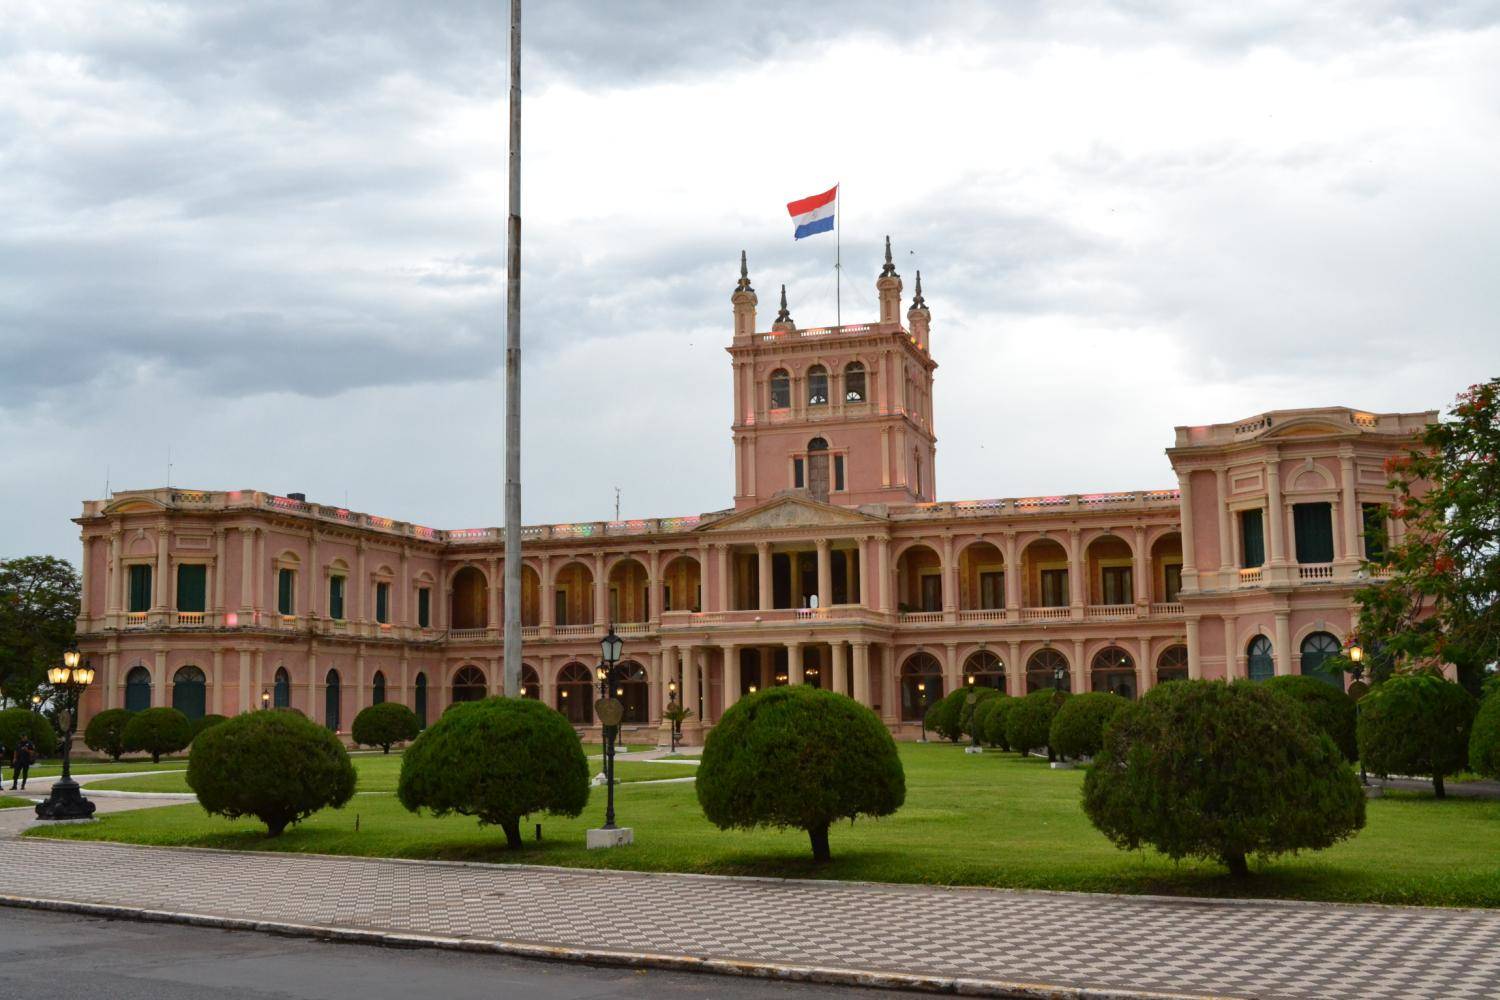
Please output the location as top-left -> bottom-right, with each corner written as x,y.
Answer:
418,588 -> 431,628
1293,502 -> 1334,564
376,583 -> 389,623
1241,509 -> 1265,568
129,565 -> 153,612
176,564 -> 207,612
330,576 -> 345,620
277,569 -> 294,615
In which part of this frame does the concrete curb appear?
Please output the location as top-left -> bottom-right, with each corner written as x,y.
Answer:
0,893 -> 1237,1000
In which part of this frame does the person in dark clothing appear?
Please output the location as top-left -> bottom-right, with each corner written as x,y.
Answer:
10,737 -> 36,790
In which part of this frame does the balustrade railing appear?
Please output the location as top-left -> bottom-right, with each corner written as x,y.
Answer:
125,612 -> 148,628
1149,603 -> 1185,616
553,624 -> 596,637
448,627 -> 488,640
1020,606 -> 1071,621
1298,563 -> 1335,581
1086,604 -> 1136,619
1239,567 -> 1264,586
174,611 -> 207,626
956,609 -> 1007,622
897,611 -> 945,625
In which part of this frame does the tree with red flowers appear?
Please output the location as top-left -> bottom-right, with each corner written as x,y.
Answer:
1347,378 -> 1499,693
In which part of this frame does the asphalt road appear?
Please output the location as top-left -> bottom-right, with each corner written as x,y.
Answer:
0,906 -> 928,1000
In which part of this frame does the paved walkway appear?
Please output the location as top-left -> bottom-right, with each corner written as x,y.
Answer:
0,831 -> 1497,999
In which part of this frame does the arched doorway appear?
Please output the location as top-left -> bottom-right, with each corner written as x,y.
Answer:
616,660 -> 649,723
807,436 -> 830,503
521,665 -> 540,700
452,665 -> 487,703
896,545 -> 943,613
1247,636 -> 1275,682
964,649 -> 1006,691
273,667 -> 290,709
1156,645 -> 1189,684
1300,632 -> 1343,688
414,672 -> 428,727
172,666 -> 206,721
124,665 -> 151,712
325,669 -> 341,731
1091,647 -> 1136,699
900,652 -> 943,721
556,662 -> 593,724
372,670 -> 386,705
1026,648 -> 1069,693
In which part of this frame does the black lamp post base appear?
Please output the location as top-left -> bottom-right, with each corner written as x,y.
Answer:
34,779 -> 97,822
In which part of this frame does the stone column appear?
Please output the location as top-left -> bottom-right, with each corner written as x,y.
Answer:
1072,638 -> 1088,694
831,641 -> 848,695
816,538 -> 832,608
1133,525 -> 1149,610
659,646 -> 677,714
1274,612 -> 1292,676
1266,459 -> 1286,565
1185,617 -> 1202,680
1006,640 -> 1022,695
108,530 -> 122,624
1223,615 -> 1239,680
1340,449 -> 1360,563
722,643 -> 740,712
878,538 -> 892,613
851,641 -> 870,704
786,641 -> 803,685
400,547 -> 410,627
541,556 -> 555,630
153,524 -> 170,612
211,648 -> 224,716
77,535 -> 92,626
253,650 -> 264,711
1003,533 -> 1021,613
646,551 -> 661,625
1178,472 -> 1198,586
154,648 -> 168,708
1137,636 -> 1152,696
309,531 -> 320,619
104,651 -> 118,710
254,529 -> 265,621
212,529 -> 226,625
355,650 -> 366,709
857,537 -> 870,606
594,552 -> 607,625
943,641 -> 959,694
756,542 -> 771,611
1215,469 -> 1233,576
1068,528 -> 1085,619
941,536 -> 957,619
716,544 -> 730,613
683,645 -> 702,730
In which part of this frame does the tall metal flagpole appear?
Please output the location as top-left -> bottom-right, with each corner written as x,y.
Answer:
835,181 -> 841,328
502,0 -> 523,698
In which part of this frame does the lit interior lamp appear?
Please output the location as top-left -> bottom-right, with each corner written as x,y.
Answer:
748,685 -> 758,694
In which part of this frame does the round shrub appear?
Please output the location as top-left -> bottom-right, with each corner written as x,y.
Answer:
1358,673 -> 1477,798
1263,675 -> 1357,761
697,687 -> 905,862
187,710 -> 356,837
1007,689 -> 1069,758
1083,679 -> 1365,877
1049,691 -> 1126,761
923,689 -> 966,742
0,707 -> 58,757
84,708 -> 134,760
1470,693 -> 1500,779
960,687 -> 1001,740
190,714 -> 228,742
398,697 -> 589,849
351,702 -> 420,753
970,695 -> 1009,748
122,707 -> 192,763
981,696 -> 1017,750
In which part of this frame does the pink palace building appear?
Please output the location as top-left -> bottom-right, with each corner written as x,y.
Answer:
70,245 -> 1436,744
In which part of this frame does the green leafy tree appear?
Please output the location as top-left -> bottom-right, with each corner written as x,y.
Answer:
924,689 -> 967,742
1357,673 -> 1476,798
1469,692 -> 1500,779
1006,689 -> 1069,758
351,702 -> 420,753
1263,676 -> 1358,762
1048,691 -> 1127,761
697,687 -> 904,862
122,707 -> 192,763
187,710 -> 356,836
190,714 -> 229,742
83,708 -> 134,760
981,695 -> 1017,751
0,707 -> 59,757
1084,680 -> 1365,878
0,556 -> 80,707
1346,379 -> 1500,694
971,695 -> 1012,749
960,687 -> 1001,740
398,697 -> 589,849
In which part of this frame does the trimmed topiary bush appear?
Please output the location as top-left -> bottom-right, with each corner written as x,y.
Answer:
398,697 -> 589,849
970,695 -> 1009,749
84,708 -> 134,761
1358,673 -> 1477,798
981,695 -> 1017,750
697,686 -> 905,862
0,707 -> 58,758
1263,675 -> 1357,761
1470,693 -> 1500,779
923,689 -> 966,742
122,707 -> 192,763
351,702 -> 420,753
190,714 -> 228,742
1049,691 -> 1126,761
187,710 -> 356,837
1007,689 -> 1069,758
960,687 -> 1001,740
1084,679 -> 1365,877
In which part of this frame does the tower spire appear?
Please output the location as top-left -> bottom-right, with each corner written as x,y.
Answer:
772,283 -> 795,332
735,250 -> 754,293
911,269 -> 925,309
880,235 -> 897,278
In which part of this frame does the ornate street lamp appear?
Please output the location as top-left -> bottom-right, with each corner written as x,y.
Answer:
35,647 -> 97,821
1053,662 -> 1066,693
966,672 -> 982,751
666,678 -> 680,752
917,680 -> 929,743
594,626 -> 625,830
261,689 -> 271,710
30,694 -> 41,713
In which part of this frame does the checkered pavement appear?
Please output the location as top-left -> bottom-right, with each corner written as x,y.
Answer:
0,837 -> 1495,998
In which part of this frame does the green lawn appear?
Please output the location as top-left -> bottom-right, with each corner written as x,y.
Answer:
0,795 -> 33,810
31,744 -> 1500,908
28,758 -> 189,778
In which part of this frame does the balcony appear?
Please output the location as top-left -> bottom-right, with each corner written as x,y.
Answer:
660,607 -> 882,630
125,612 -> 148,629
956,609 -> 1008,623
553,624 -> 596,638
1239,567 -> 1264,586
174,611 -> 207,626
449,627 -> 488,641
1149,602 -> 1185,617
897,611 -> 944,625
614,622 -> 653,636
1298,563 -> 1335,582
1020,607 -> 1070,622
1086,604 -> 1136,620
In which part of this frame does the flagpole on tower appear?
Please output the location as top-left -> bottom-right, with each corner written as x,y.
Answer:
835,181 -> 841,329
501,0 -> 523,699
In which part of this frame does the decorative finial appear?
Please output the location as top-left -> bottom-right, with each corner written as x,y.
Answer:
911,270 -> 926,309
775,284 -> 793,325
735,250 -> 754,293
880,235 -> 898,278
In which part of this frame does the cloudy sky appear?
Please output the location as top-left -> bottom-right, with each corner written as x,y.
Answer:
3,1 -> 1498,563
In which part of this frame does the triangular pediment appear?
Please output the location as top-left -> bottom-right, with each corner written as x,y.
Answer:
700,495 -> 886,533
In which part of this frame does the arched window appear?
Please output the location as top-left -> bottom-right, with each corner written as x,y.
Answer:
273,667 -> 291,709
899,652 -> 943,722
372,670 -> 386,705
769,369 -> 790,409
1026,648 -> 1069,693
1090,647 -> 1136,699
414,672 -> 428,728
806,437 -> 831,503
615,660 -> 650,724
172,666 -> 206,721
1156,645 -> 1189,684
556,662 -> 593,724
843,361 -> 866,402
325,669 -> 342,731
452,665 -> 487,703
521,665 -> 540,700
1299,632 -> 1343,688
964,650 -> 1006,691
124,665 -> 152,712
807,365 -> 829,406
1247,636 -> 1275,682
